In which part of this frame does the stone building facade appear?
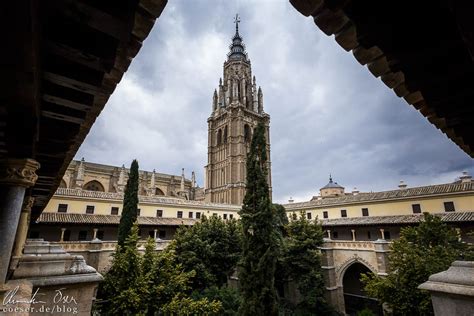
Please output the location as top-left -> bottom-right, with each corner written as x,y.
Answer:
204,18 -> 271,205
61,158 -> 203,200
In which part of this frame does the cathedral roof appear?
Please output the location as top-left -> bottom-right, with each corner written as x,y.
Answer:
227,14 -> 248,61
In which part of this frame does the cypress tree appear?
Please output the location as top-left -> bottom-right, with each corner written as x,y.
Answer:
238,122 -> 280,316
117,159 -> 139,247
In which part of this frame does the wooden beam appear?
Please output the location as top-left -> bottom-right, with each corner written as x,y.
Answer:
44,72 -> 109,96
43,94 -> 92,111
42,110 -> 84,124
45,41 -> 113,72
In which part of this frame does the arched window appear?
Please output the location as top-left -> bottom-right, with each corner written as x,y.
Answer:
217,129 -> 222,146
223,125 -> 228,144
244,124 -> 251,142
155,188 -> 165,196
59,179 -> 67,188
83,180 -> 105,192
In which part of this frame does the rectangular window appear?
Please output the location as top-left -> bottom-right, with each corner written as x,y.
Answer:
148,231 -> 155,238
307,212 -> 312,220
444,202 -> 455,212
57,204 -> 68,213
97,230 -> 104,240
29,231 -> 40,239
341,209 -> 347,218
177,211 -> 183,218
137,209 -> 141,216
223,214 -> 228,220
111,207 -> 119,215
196,212 -> 201,219
385,231 -> 391,240
412,204 -> 421,214
86,205 -> 94,214
323,211 -> 328,219
189,211 -> 193,218
367,231 -> 371,240
156,209 -> 163,217
229,214 -> 233,219
78,231 -> 87,241
292,213 -> 297,220
362,208 -> 369,217
159,230 -> 166,239
332,231 -> 338,239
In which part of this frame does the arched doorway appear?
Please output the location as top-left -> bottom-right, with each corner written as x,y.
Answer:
342,262 -> 382,315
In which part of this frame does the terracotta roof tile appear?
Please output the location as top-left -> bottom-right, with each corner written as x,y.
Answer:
285,182 -> 474,210
320,212 -> 474,227
37,212 -> 197,226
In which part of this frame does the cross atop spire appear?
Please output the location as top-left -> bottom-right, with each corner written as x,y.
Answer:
234,14 -> 240,33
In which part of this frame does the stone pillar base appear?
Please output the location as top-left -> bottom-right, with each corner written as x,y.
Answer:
419,261 -> 474,316
0,239 -> 103,316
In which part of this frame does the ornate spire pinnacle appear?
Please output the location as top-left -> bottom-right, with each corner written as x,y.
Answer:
227,14 -> 248,61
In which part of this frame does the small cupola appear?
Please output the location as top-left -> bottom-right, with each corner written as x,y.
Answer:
320,174 -> 345,198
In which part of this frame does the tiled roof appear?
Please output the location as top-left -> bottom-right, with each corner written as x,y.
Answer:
320,212 -> 474,227
55,188 -> 241,210
285,182 -> 474,210
37,212 -> 197,226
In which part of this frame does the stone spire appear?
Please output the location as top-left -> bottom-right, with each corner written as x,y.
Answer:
191,171 -> 196,188
75,158 -> 85,189
116,164 -> 126,193
258,86 -> 263,113
180,168 -> 185,191
227,14 -> 248,61
150,169 -> 156,188
213,89 -> 218,111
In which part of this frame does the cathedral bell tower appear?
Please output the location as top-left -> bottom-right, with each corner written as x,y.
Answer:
204,15 -> 272,205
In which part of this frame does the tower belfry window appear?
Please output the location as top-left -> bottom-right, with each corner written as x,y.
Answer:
244,124 -> 251,142
223,126 -> 228,144
217,129 -> 222,146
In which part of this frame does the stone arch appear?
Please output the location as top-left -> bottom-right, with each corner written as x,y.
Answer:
339,258 -> 382,315
336,254 -> 377,287
155,187 -> 165,196
59,179 -> 67,188
83,180 -> 105,192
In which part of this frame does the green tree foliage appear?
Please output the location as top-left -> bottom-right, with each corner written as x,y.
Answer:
191,286 -> 241,316
98,223 -> 147,315
117,159 -> 139,247
283,211 -> 335,315
99,223 -> 220,315
161,296 -> 222,315
238,122 -> 280,316
361,213 -> 469,315
172,215 -> 242,290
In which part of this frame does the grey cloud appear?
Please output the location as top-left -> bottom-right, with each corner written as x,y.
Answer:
76,1 -> 473,202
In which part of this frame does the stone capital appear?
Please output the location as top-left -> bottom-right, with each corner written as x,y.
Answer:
21,196 -> 35,213
0,159 -> 40,187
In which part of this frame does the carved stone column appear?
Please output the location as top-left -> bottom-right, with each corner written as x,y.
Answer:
12,196 -> 34,257
0,158 -> 40,284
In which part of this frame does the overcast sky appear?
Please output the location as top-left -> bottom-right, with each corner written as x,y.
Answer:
75,0 -> 473,204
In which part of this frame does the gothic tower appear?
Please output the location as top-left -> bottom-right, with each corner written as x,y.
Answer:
204,16 -> 272,205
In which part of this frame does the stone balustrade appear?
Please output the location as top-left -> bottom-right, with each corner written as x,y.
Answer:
49,239 -> 172,273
